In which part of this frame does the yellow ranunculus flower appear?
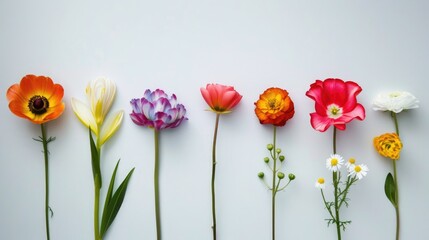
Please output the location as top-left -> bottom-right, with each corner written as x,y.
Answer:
373,133 -> 403,160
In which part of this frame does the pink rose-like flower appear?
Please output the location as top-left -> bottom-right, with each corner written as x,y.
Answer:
200,83 -> 242,114
306,78 -> 365,132
130,89 -> 187,130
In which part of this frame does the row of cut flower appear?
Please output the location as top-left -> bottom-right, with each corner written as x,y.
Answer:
6,75 -> 418,240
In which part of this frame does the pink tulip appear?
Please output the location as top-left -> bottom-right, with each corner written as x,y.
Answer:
306,78 -> 365,132
201,84 -> 242,114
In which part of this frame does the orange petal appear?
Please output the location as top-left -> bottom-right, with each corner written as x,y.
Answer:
20,75 -> 54,99
8,100 -> 31,119
43,103 -> 65,123
6,84 -> 26,102
47,84 -> 65,107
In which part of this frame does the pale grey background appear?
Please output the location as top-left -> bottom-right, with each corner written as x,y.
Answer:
1,0 -> 428,239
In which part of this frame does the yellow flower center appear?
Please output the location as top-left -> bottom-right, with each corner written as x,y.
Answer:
331,158 -> 338,166
354,165 -> 362,173
317,178 -> 325,184
348,158 -> 356,164
265,95 -> 283,114
327,104 -> 343,119
389,92 -> 400,98
28,95 -> 49,115
373,133 -> 402,160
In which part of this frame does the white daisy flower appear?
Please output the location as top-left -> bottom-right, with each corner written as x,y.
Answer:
315,178 -> 325,189
348,164 -> 369,180
346,158 -> 356,171
326,154 -> 344,172
372,91 -> 419,113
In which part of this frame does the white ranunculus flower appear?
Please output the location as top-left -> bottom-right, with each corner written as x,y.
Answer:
372,91 -> 419,113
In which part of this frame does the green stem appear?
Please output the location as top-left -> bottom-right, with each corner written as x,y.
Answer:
333,127 -> 337,154
211,114 -> 220,240
154,129 -> 161,240
94,175 -> 101,240
320,190 -> 335,221
272,126 -> 277,240
391,111 -> 400,240
392,112 -> 400,136
393,160 -> 400,240
391,112 -> 400,240
40,124 -> 50,240
332,127 -> 341,240
333,171 -> 341,240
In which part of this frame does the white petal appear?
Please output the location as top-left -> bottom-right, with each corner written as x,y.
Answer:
86,77 -> 117,124
372,91 -> 419,113
99,110 -> 124,146
71,98 -> 98,135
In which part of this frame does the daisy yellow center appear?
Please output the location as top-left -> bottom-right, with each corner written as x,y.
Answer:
317,178 -> 325,184
354,165 -> 362,173
28,95 -> 49,115
348,158 -> 356,164
327,104 -> 343,119
330,158 -> 338,166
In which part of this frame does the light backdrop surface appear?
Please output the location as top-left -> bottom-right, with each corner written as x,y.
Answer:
1,0 -> 428,239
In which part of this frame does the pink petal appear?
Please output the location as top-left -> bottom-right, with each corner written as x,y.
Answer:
310,112 -> 333,132
221,91 -> 242,110
335,104 -> 366,124
200,87 -> 214,108
342,81 -> 362,112
320,78 -> 347,106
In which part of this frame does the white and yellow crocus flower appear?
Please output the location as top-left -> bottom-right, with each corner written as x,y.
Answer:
71,77 -> 123,147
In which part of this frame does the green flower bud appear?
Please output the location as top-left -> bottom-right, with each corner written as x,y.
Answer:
258,172 -> 265,178
277,172 -> 285,179
276,148 -> 281,154
267,144 -> 274,151
288,173 -> 296,181
279,155 -> 285,162
264,157 -> 270,163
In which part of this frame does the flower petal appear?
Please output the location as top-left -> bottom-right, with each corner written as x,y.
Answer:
200,87 -> 214,108
100,110 -> 124,145
71,98 -> 98,135
86,77 -> 116,125
20,75 -> 54,99
309,113 -> 333,132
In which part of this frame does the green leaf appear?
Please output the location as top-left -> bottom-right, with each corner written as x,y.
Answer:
384,173 -> 397,207
102,160 -> 120,223
100,162 -> 135,238
89,128 -> 102,188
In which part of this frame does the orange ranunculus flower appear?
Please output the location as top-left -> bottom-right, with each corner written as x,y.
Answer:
373,133 -> 402,160
6,74 -> 65,124
254,87 -> 295,126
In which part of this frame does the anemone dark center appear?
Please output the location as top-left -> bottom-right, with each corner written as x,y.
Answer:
29,95 -> 49,114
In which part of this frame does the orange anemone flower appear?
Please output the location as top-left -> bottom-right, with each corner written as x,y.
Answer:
254,87 -> 295,126
6,74 -> 65,124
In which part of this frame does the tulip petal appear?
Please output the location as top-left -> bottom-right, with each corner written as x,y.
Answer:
310,113 -> 333,132
100,110 -> 124,145
342,81 -> 362,112
200,87 -> 214,108
321,79 -> 347,106
71,98 -> 98,135
335,104 -> 366,125
221,91 -> 242,110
